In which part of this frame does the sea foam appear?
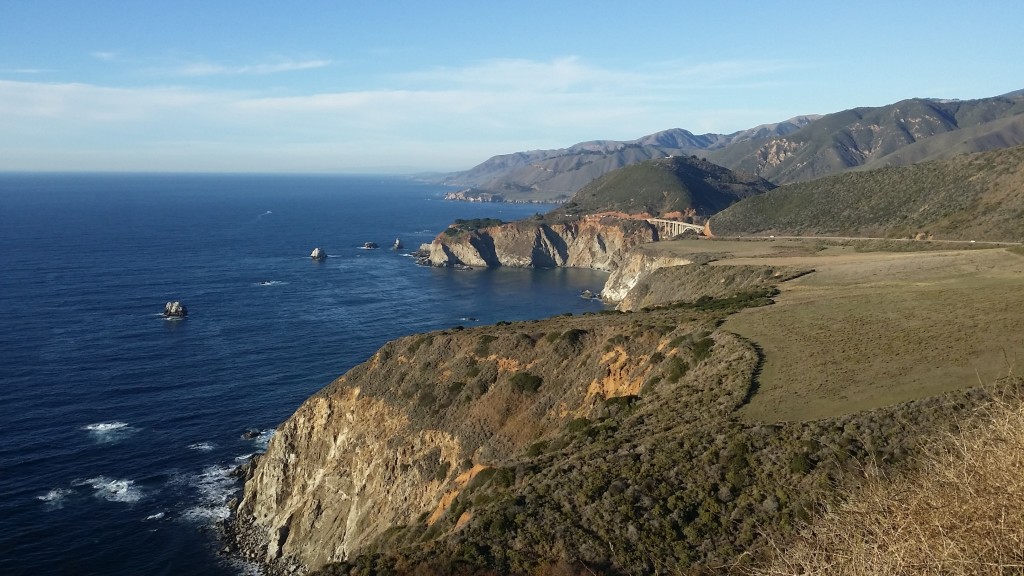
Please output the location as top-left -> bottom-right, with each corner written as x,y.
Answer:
74,476 -> 144,503
179,464 -> 238,523
37,488 -> 74,509
83,422 -> 135,443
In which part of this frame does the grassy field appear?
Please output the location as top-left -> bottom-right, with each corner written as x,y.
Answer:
647,238 -> 1024,422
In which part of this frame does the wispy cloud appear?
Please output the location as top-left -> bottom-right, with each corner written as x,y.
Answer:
90,51 -> 118,62
171,58 -> 333,77
0,68 -> 50,75
0,56 -> 809,171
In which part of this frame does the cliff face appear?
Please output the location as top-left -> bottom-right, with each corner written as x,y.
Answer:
427,217 -> 657,271
601,248 -> 692,303
230,310 -> 720,572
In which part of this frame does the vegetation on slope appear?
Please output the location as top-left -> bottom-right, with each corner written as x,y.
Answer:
546,155 -> 774,221
754,386 -> 1024,576
709,144 -> 1024,242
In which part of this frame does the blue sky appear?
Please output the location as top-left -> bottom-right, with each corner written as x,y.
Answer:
1,1 -> 1022,173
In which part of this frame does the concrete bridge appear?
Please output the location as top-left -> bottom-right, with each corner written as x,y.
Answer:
646,218 -> 706,238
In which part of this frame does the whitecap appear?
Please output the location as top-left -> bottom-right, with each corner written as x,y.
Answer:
37,488 -> 74,509
178,464 -> 238,524
83,422 -> 135,443
234,452 -> 257,462
83,421 -> 129,432
74,476 -> 144,503
188,442 -> 215,451
252,429 -> 275,450
145,512 -> 165,521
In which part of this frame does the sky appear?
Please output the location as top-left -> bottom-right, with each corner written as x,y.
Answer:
1,1 -> 1022,174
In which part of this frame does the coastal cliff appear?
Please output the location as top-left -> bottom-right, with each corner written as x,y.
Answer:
229,303 -> 758,573
427,216 -> 657,271
225,260 -> 999,575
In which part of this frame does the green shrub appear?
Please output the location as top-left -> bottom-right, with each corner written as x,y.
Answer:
510,372 -> 543,393
475,334 -> 498,356
666,357 -> 690,383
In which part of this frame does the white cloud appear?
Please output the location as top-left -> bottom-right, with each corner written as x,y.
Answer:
171,58 -> 333,77
90,51 -> 118,61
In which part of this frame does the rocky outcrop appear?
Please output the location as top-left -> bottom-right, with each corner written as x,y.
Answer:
601,248 -> 692,303
427,217 -> 657,272
163,301 -> 187,318
310,247 -> 327,261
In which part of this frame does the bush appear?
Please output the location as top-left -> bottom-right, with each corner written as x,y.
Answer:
510,372 -> 543,393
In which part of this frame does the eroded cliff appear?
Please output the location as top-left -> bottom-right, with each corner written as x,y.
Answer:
427,216 -> 657,271
230,296 -> 761,573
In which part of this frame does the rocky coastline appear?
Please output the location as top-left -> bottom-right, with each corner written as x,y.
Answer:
224,215 -> 701,574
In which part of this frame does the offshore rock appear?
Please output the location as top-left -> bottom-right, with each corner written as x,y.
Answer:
163,301 -> 188,318
427,215 -> 657,271
310,247 -> 327,261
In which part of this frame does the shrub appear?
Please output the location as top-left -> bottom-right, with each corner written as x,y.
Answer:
665,357 -> 690,383
510,372 -> 543,393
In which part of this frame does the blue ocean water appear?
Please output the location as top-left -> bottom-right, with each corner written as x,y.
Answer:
0,174 -> 607,576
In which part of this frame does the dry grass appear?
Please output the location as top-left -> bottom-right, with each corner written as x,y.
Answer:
718,247 -> 1024,421
752,385 -> 1024,576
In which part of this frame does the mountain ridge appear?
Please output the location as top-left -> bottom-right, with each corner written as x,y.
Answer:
437,90 -> 1024,202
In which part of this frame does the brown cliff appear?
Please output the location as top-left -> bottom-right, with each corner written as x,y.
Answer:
427,216 -> 657,271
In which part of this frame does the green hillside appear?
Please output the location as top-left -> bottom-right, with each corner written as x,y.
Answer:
709,144 -> 1024,242
547,155 -> 775,220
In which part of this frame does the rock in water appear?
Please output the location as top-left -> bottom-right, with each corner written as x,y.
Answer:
363,242 -> 379,249
163,301 -> 188,318
392,238 -> 403,250
310,247 -> 327,261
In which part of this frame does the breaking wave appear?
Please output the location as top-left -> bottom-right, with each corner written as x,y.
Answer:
73,476 -> 145,503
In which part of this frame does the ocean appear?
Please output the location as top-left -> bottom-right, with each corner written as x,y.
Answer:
0,174 -> 608,576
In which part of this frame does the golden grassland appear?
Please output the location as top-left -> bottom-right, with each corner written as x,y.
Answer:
674,241 -> 1024,422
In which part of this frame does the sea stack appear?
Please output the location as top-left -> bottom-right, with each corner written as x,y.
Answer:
310,247 -> 327,261
392,238 -> 403,250
363,242 -> 379,249
163,301 -> 188,318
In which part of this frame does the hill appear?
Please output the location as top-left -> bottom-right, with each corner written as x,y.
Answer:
708,144 -> 1024,241
547,155 -> 775,221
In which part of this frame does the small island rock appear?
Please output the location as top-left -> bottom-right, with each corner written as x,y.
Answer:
310,247 -> 327,261
363,242 -> 379,249
163,301 -> 188,318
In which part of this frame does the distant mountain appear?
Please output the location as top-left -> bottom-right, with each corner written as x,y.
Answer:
705,94 -> 1024,183
438,90 -> 1024,202
548,155 -> 775,220
708,144 -> 1024,242
439,117 -> 817,202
